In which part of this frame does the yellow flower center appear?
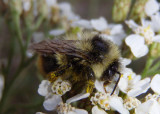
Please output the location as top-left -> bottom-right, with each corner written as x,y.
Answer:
128,75 -> 133,80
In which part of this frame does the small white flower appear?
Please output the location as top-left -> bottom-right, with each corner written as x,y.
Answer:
38,79 -> 72,111
66,93 -> 90,104
123,96 -> 141,110
51,78 -> 71,95
145,93 -> 160,102
38,80 -> 51,96
151,74 -> 160,94
91,17 -> 126,46
92,106 -> 107,114
59,2 -> 80,21
135,99 -> 160,114
22,0 -> 31,12
145,0 -> 159,16
91,17 -> 108,31
46,0 -> 57,7
49,29 -> 66,36
57,102 -> 88,114
125,19 -> 160,57
150,13 -> 160,32
71,19 -> 93,29
125,34 -> 149,57
43,94 -> 62,111
91,92 -> 111,110
118,70 -> 150,97
90,92 -> 129,114
0,74 -> 4,101
32,32 -> 45,43
71,17 -> 126,46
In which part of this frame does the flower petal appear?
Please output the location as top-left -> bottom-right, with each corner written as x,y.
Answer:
92,106 -> 107,114
43,95 -> 62,111
91,17 -> 108,31
135,99 -> 160,114
23,1 -> 31,12
75,109 -> 88,114
125,20 -> 138,31
46,0 -> 57,7
38,80 -> 51,96
150,13 -> 160,32
95,80 -> 105,93
145,0 -> 159,16
109,96 -> 129,114
110,24 -> 124,35
66,93 -> 90,104
128,78 -> 150,97
153,35 -> 160,43
49,29 -> 66,36
71,19 -> 92,29
151,74 -> 160,94
120,57 -> 131,66
32,32 -> 45,43
125,34 -> 149,57
118,77 -> 128,93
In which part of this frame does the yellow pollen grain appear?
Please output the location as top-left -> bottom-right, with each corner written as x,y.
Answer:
105,103 -> 109,108
121,74 -> 124,78
100,99 -> 104,105
144,26 -> 150,32
128,75 -> 133,80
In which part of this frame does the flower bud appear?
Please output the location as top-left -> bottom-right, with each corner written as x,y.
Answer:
130,0 -> 148,22
36,0 -> 48,17
9,0 -> 22,15
112,0 -> 131,22
150,42 -> 160,58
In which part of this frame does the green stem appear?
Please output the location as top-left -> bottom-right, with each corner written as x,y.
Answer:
148,60 -> 160,73
141,57 -> 153,78
24,14 -> 44,51
13,14 -> 25,59
146,70 -> 160,76
0,56 -> 36,113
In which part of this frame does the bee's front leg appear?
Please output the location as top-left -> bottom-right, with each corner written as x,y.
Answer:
47,64 -> 71,82
85,67 -> 95,94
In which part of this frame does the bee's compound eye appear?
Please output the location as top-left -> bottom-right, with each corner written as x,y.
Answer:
101,69 -> 116,81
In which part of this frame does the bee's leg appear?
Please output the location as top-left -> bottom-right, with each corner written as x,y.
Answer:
85,67 -> 95,94
47,64 -> 71,82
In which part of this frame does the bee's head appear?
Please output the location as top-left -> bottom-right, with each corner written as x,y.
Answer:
100,60 -> 119,81
100,60 -> 121,95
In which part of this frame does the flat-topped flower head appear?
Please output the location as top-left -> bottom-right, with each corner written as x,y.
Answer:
90,92 -> 129,114
118,70 -> 150,97
37,79 -> 72,111
51,78 -> 71,95
125,20 -> 160,57
57,102 -> 88,114
71,17 -> 126,46
90,92 -> 111,110
123,96 -> 141,110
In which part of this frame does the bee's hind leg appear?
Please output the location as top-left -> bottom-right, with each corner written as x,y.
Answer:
85,67 -> 95,94
47,64 -> 71,82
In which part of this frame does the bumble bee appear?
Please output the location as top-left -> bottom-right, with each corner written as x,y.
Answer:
31,32 -> 121,95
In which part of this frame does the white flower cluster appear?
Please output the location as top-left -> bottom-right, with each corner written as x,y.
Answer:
51,78 -> 71,95
91,92 -> 111,110
125,0 -> 160,58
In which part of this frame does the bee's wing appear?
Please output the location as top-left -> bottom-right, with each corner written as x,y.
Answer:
30,40 -> 89,60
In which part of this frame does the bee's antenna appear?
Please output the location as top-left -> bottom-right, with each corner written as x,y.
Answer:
110,71 -> 121,95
